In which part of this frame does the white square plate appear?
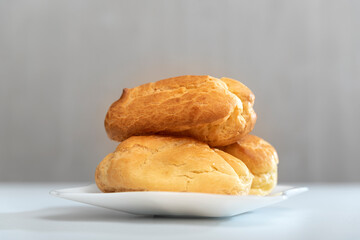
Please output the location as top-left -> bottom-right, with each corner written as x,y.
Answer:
50,184 -> 307,217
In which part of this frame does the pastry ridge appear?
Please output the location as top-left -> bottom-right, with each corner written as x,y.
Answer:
220,135 -> 279,196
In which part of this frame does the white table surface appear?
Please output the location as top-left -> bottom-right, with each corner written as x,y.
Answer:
1,183 -> 359,240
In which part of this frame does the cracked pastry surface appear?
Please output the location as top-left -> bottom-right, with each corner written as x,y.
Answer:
220,135 -> 279,196
104,75 -> 256,147
95,135 -> 253,195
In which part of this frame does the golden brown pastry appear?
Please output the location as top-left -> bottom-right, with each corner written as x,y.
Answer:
104,75 -> 256,147
95,135 -> 253,195
220,135 -> 279,196
220,77 -> 257,136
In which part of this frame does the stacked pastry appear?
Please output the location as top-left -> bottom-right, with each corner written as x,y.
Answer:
95,75 -> 279,196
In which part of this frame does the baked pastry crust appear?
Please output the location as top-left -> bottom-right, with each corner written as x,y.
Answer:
220,135 -> 279,196
104,75 -> 256,147
95,135 -> 253,195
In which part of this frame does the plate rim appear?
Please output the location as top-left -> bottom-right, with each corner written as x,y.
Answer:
50,184 -> 308,199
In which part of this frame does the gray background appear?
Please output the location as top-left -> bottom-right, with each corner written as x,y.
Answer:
1,0 -> 359,182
